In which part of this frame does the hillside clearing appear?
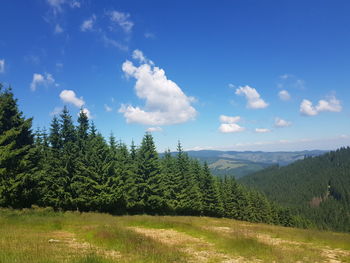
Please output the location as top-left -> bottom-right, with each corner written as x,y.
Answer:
0,208 -> 350,263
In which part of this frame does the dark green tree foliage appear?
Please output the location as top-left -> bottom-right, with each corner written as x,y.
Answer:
160,149 -> 177,212
239,147 -> 350,232
199,162 -> 222,216
0,85 -> 39,208
135,133 -> 166,213
174,142 -> 202,215
0,86 -> 300,228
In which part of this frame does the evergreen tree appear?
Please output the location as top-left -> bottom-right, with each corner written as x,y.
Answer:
71,109 -> 97,211
199,162 -> 222,216
174,142 -> 202,215
0,85 -> 39,208
160,149 -> 177,212
135,133 -> 166,214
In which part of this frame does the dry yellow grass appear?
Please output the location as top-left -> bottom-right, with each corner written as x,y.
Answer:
1,208 -> 350,263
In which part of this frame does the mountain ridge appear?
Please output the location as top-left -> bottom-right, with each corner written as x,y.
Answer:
161,149 -> 327,178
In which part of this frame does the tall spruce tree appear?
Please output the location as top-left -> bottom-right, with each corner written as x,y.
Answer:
174,142 -> 202,215
160,149 -> 177,213
199,162 -> 222,216
0,85 -> 39,208
135,133 -> 166,214
71,109 -> 98,211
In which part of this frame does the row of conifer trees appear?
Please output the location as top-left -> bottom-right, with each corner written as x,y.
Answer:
0,84 -> 303,227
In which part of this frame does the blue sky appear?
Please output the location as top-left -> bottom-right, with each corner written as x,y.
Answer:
1,0 -> 350,152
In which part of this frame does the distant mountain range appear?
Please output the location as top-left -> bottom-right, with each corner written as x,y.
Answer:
182,150 -> 327,178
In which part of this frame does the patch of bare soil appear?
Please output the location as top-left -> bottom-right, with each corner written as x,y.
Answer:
129,227 -> 257,263
208,226 -> 350,263
321,248 -> 350,263
48,230 -> 121,260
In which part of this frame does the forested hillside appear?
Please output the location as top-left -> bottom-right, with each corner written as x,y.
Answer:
239,148 -> 350,232
0,84 -> 302,227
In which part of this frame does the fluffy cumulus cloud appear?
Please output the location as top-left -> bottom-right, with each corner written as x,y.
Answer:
278,90 -> 291,101
235,86 -> 268,109
108,11 -> 134,33
275,117 -> 292,128
59,89 -> 85,107
146,127 -> 163,132
30,73 -> 57,91
81,14 -> 96,32
119,50 -> 197,126
300,99 -> 317,116
219,115 -> 240,124
300,96 -> 342,116
218,115 -> 245,133
0,59 -> 4,73
255,128 -> 271,133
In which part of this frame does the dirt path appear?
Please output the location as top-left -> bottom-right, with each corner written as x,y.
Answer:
48,230 -> 121,260
129,227 -> 257,263
207,226 -> 350,263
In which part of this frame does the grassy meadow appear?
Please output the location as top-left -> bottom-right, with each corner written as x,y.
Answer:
0,207 -> 350,263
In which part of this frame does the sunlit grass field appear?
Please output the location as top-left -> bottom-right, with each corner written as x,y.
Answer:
1,207 -> 349,263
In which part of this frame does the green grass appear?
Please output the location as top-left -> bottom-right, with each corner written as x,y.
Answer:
0,208 -> 349,263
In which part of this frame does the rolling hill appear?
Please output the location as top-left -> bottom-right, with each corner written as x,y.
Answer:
239,147 -> 350,232
183,150 -> 326,178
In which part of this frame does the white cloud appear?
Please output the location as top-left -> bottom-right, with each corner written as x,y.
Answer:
235,85 -> 268,109
47,0 -> 65,14
275,117 -> 292,128
300,96 -> 342,116
104,104 -> 112,112
255,128 -> 271,133
119,51 -> 197,126
30,73 -> 57,91
70,0 -> 80,8
316,97 -> 342,112
102,34 -> 128,51
0,59 -> 4,73
47,0 -> 80,12
219,115 -> 241,124
278,90 -> 291,101
81,15 -> 96,32
300,99 -> 318,116
218,115 -> 245,133
219,123 -> 245,133
108,11 -> 134,33
80,108 -> 92,119
146,127 -> 163,132
59,89 -> 85,107
132,49 -> 153,64
54,24 -> 63,34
